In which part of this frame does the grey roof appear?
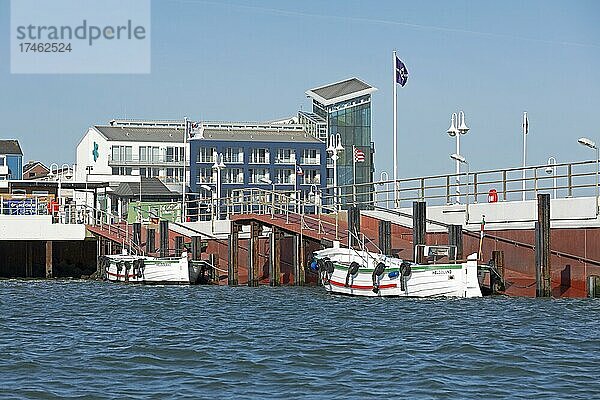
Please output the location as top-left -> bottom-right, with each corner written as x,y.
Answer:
306,77 -> 377,106
95,126 -> 185,143
0,140 -> 23,155
198,127 -> 323,143
112,177 -> 176,198
298,111 -> 326,123
23,161 -> 48,173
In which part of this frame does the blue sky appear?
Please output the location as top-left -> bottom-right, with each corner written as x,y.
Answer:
1,0 -> 599,179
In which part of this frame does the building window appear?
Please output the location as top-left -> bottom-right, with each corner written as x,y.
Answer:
250,148 -> 269,164
196,167 -> 213,184
111,146 -> 132,162
166,146 -> 185,162
139,146 -> 160,162
250,168 -> 269,184
223,168 -> 243,184
303,169 -> 320,185
0,156 -> 5,166
197,147 -> 216,163
275,149 -> 295,164
223,147 -> 243,163
111,167 -> 132,176
302,149 -> 319,165
275,169 -> 293,184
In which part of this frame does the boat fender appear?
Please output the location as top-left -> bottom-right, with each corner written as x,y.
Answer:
345,262 -> 361,288
310,259 -> 318,272
372,262 -> 386,293
388,270 -> 400,279
324,260 -> 335,274
400,261 -> 412,277
137,259 -> 144,278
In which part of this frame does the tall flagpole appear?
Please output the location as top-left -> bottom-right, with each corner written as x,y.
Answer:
393,50 -> 398,208
183,117 -> 188,222
352,145 -> 356,206
522,112 -> 528,201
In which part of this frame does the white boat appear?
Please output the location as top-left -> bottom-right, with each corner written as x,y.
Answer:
99,252 -> 202,285
311,245 -> 482,298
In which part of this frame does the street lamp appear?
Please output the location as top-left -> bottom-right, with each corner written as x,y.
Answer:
327,133 -> 344,211
447,111 -> 469,203
212,151 -> 226,220
450,153 -> 470,223
201,184 -> 215,233
379,171 -> 390,208
49,163 -> 71,204
578,137 -> 599,214
260,177 -> 275,219
545,156 -> 557,199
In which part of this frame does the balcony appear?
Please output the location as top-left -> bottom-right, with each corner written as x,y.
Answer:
108,155 -> 186,167
300,157 -> 321,165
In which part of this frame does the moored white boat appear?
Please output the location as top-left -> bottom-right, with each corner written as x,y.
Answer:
99,252 -> 201,284
311,245 -> 482,298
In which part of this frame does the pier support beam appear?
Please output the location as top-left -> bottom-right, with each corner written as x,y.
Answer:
448,224 -> 463,261
248,222 -> 261,287
45,241 -> 53,279
292,234 -> 305,286
174,236 -> 183,257
132,222 -> 141,247
159,220 -> 169,257
146,228 -> 156,254
228,222 -> 241,286
378,220 -> 392,256
491,250 -> 505,294
348,206 -> 361,247
269,226 -> 282,286
191,236 -> 203,261
412,201 -> 427,263
536,194 -> 551,297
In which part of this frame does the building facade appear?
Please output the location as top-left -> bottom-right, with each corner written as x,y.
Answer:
0,140 -> 23,180
189,122 -> 326,203
75,119 -> 189,212
304,77 -> 376,207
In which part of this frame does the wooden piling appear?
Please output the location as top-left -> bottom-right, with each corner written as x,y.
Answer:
269,226 -> 282,286
209,253 -> 218,283
299,237 -> 306,286
447,224 -> 463,261
491,250 -> 505,293
248,222 -> 261,287
191,236 -> 202,260
174,236 -> 184,257
132,222 -> 141,246
536,193 -> 551,297
45,240 -> 53,279
378,220 -> 392,255
227,222 -> 240,286
348,206 -> 361,247
412,201 -> 426,263
146,228 -> 155,254
159,220 -> 169,257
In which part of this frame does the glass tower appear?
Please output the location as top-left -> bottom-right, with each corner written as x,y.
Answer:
305,78 -> 377,208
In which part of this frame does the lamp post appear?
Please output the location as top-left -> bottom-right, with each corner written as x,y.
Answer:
379,171 -> 389,208
446,111 -> 469,204
545,156 -> 557,199
450,153 -> 470,223
49,163 -> 71,204
201,184 -> 215,233
260,177 -> 275,219
327,133 -> 344,211
212,151 -> 225,220
578,137 -> 599,214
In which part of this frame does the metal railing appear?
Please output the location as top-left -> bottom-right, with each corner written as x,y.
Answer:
321,159 -> 600,209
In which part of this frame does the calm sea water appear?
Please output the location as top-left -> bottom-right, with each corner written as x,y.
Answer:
1,281 -> 599,399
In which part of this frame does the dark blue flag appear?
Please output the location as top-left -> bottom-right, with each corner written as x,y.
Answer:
396,57 -> 409,87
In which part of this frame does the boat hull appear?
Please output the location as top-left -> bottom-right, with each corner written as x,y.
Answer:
313,248 -> 482,298
101,254 -> 200,285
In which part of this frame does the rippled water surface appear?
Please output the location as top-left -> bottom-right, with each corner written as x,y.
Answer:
1,281 -> 599,399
